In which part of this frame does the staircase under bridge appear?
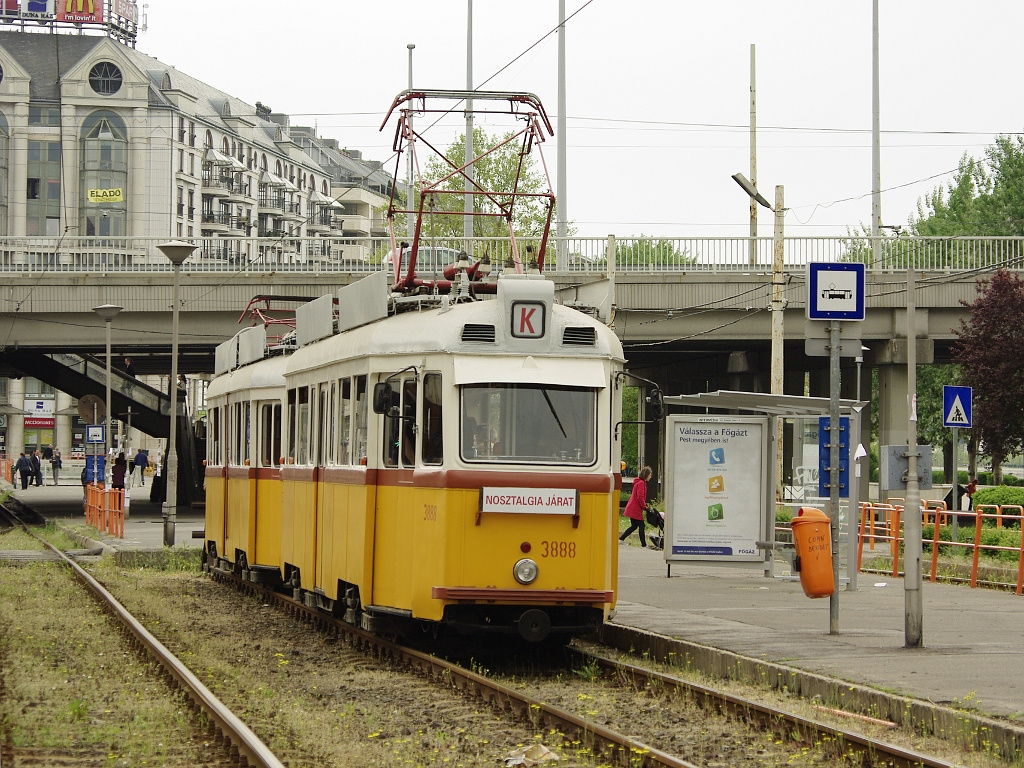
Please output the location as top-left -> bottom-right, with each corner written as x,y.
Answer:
0,348 -> 203,507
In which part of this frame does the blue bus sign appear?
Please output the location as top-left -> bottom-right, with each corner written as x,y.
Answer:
807,262 -> 866,321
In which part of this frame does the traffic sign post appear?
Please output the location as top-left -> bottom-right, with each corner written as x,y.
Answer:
943,385 -> 972,538
805,262 -> 866,635
943,385 -> 972,429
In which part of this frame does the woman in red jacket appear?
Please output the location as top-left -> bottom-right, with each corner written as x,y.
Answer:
619,466 -> 653,547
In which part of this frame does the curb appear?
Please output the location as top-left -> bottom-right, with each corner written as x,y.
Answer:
600,621 -> 1024,759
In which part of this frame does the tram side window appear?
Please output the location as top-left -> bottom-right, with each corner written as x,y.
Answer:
209,407 -> 222,466
354,375 -> 367,465
230,401 -> 248,465
327,382 -> 337,465
422,373 -> 443,465
316,384 -> 328,467
297,386 -> 310,465
382,381 -> 401,467
339,377 -> 351,464
402,379 -> 417,467
287,388 -> 297,464
259,403 -> 281,467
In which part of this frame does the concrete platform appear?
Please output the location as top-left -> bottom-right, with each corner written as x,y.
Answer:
613,543 -> 1024,723
7,479 -> 1024,735
6,479 -> 204,552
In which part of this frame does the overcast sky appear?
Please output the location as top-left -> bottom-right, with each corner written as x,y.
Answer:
139,1 -> 1023,238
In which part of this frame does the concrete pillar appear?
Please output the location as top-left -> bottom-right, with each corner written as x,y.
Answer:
11,102 -> 27,241
60,102 -> 78,261
54,390 -> 73,457
877,362 -> 909,503
8,377 -> 25,455
130,106 -> 148,237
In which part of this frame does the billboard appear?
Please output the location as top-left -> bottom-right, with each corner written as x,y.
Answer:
57,0 -> 102,23
664,415 -> 770,562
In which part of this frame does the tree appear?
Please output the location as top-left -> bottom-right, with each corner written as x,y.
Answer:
614,236 -> 695,269
914,134 -> 1024,239
419,127 -> 554,241
953,269 -> 1024,483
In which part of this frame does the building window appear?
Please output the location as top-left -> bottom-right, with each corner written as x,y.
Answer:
80,114 -> 128,238
88,62 -> 123,96
28,106 -> 60,126
28,139 -> 61,236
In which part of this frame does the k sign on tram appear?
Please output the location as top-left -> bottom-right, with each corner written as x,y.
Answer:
511,301 -> 546,338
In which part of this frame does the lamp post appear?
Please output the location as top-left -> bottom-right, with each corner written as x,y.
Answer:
157,240 -> 196,547
732,173 -> 785,501
92,304 -> 122,485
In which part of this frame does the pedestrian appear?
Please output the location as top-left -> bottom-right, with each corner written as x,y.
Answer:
50,447 -> 62,486
15,452 -> 32,490
966,477 -> 978,510
111,452 -> 127,490
30,450 -> 43,487
132,448 -> 149,486
124,356 -> 137,377
619,465 -> 653,548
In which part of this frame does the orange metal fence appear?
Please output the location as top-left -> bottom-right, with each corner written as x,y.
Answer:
84,482 -> 124,539
857,500 -> 1024,595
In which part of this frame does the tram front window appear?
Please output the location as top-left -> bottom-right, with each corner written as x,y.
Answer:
461,383 -> 596,465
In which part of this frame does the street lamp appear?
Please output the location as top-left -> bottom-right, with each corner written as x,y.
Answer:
157,240 -> 196,547
92,303 -> 122,485
732,173 -> 786,500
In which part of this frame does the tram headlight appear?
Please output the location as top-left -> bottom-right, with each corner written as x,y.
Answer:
513,558 -> 539,585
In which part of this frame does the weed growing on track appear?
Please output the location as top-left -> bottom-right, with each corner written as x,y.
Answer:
0,561 -> 215,765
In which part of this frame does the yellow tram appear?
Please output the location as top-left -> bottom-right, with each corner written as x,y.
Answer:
204,273 -> 625,643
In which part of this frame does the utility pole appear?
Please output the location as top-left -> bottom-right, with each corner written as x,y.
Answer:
749,44 -> 757,266
464,1 -> 474,242
871,0 -> 882,268
904,267 -> 923,646
556,0 -> 567,270
406,43 -> 416,241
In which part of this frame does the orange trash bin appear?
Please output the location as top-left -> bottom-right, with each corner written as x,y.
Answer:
790,507 -> 835,598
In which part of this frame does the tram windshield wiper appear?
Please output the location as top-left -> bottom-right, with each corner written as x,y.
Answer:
541,389 -> 567,438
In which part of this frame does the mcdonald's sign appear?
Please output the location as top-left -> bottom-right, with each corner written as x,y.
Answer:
57,0 -> 102,23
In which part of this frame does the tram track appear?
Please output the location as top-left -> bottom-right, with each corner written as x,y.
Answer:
206,559 -> 966,768
0,502 -> 286,768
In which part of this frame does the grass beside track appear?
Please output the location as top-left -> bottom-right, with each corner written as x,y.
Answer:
0,559 -> 215,765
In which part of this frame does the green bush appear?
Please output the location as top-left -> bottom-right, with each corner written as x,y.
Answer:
972,485 -> 1024,512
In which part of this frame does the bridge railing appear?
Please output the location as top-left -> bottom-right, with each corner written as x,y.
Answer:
0,235 -> 1020,275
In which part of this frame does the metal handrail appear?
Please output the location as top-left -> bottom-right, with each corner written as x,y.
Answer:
0,235 -> 1019,275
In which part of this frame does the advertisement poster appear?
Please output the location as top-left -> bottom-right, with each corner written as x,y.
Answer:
665,415 -> 768,561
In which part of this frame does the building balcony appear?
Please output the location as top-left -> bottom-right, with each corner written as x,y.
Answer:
223,178 -> 251,202
258,195 -> 286,212
200,211 -> 233,232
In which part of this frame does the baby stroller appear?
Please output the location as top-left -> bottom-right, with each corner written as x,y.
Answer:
645,505 -> 665,550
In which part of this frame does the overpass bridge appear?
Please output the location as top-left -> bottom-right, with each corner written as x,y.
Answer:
0,233 -> 1016,500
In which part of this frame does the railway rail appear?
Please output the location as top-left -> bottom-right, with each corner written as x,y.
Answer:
0,502 -> 285,768
206,556 -> 963,768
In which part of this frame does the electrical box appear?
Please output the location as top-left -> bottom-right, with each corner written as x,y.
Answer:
880,444 -> 933,490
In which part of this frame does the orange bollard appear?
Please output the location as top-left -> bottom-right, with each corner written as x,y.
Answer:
790,507 -> 835,598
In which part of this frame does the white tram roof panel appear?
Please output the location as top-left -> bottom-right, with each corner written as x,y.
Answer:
206,353 -> 287,400
285,285 -> 623,377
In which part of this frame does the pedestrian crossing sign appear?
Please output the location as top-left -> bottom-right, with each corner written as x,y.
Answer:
943,385 -> 972,428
